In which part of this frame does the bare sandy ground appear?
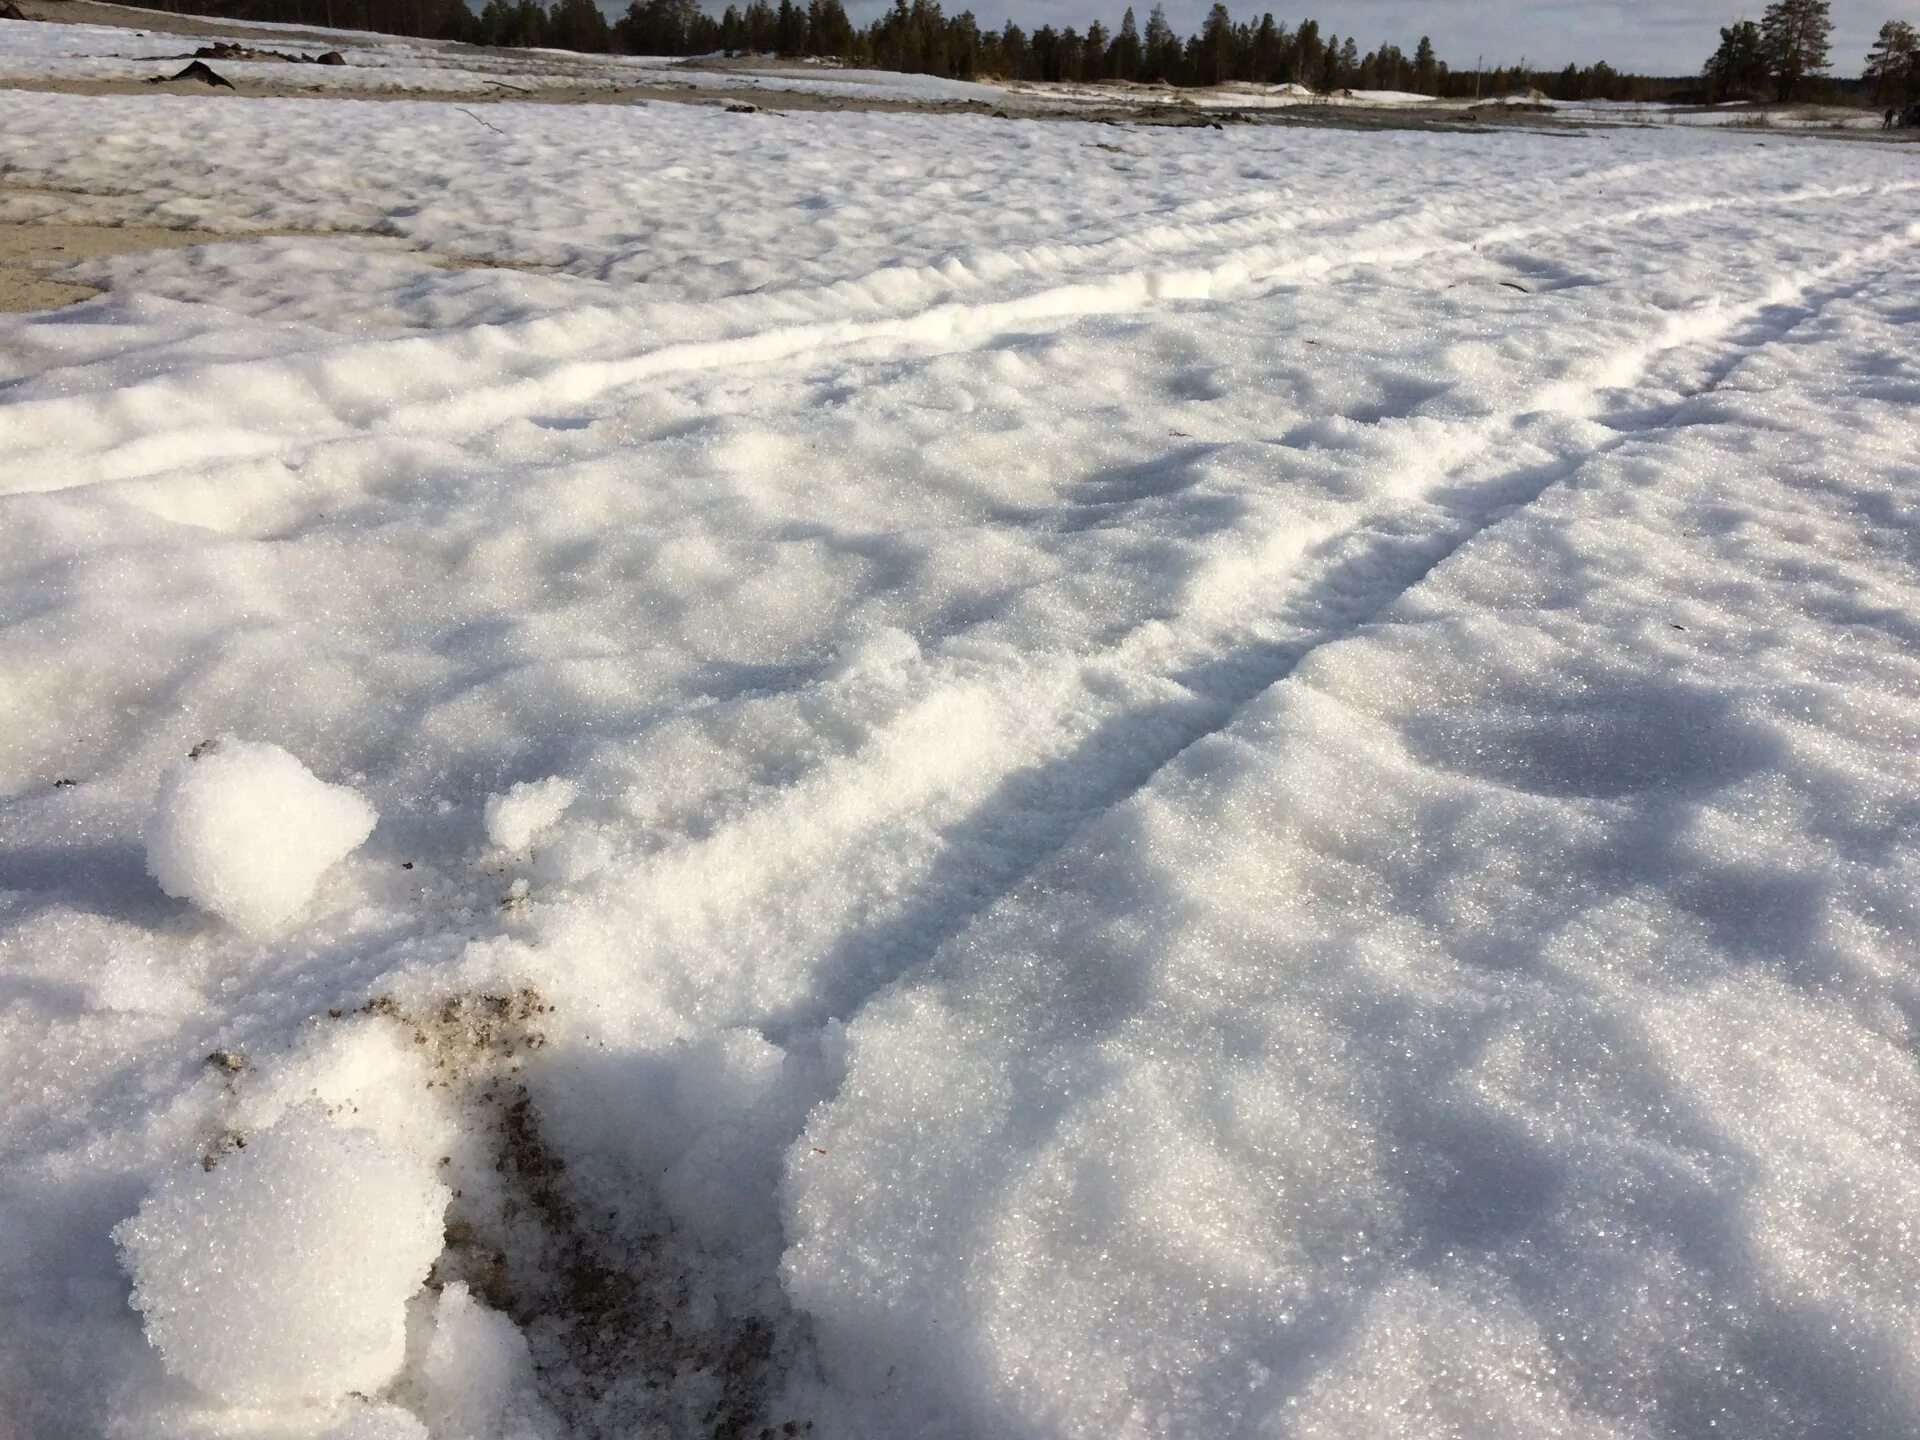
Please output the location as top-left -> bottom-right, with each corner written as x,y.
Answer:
0,178 -> 551,312
0,212 -> 236,312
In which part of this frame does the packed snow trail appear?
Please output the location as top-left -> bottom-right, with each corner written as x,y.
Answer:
1,89 -> 1917,1440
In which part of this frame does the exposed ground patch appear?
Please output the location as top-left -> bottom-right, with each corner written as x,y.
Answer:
354,989 -> 803,1440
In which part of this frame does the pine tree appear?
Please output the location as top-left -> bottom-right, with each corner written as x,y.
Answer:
1083,19 -> 1109,80
1704,19 -> 1769,101
1864,19 -> 1918,104
1252,13 -> 1282,82
1315,30 -> 1340,91
1759,0 -> 1831,101
1142,3 -> 1178,81
1112,7 -> 1141,80
1292,17 -> 1321,87
998,18 -> 1027,77
548,0 -> 610,50
1414,35 -> 1436,93
1196,2 -> 1234,84
805,0 -> 853,57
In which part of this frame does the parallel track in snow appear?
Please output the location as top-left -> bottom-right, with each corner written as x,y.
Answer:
508,221 -> 1920,1048
5,174 -> 1915,493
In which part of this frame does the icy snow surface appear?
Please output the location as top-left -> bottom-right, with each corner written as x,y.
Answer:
1,79 -> 1919,1440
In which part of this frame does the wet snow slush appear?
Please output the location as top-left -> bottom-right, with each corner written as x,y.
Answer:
2,81 -> 1920,1440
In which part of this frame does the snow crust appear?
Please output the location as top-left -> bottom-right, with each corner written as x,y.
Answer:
1,59 -> 1918,1440
145,739 -> 377,933
115,1109 -> 448,1406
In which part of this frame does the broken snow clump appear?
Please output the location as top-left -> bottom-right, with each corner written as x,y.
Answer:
484,776 -> 577,852
404,1281 -> 545,1439
146,738 -> 377,932
116,1107 -> 448,1407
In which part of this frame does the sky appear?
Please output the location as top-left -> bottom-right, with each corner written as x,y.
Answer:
842,0 -> 1920,74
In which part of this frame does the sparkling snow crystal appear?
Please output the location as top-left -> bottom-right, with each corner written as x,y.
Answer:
116,1108 -> 448,1407
144,738 -> 377,933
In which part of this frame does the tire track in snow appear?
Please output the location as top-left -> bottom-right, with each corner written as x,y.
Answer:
341,176 -> 1920,442
6,175 -> 1912,494
523,221 -> 1920,1047
465,228 -> 1917,1428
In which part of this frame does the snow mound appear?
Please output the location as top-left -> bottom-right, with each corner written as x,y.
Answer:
484,776 -> 578,852
116,1108 -> 448,1407
144,739 -> 377,933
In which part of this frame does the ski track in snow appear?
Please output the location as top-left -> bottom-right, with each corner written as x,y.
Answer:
2,83 -> 1918,1440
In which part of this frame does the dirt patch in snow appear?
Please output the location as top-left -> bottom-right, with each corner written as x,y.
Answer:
0,215 -> 231,311
0,183 -> 554,312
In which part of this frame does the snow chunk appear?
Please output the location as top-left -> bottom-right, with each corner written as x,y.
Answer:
484,777 -> 578,852
116,1108 -> 448,1407
407,1282 -> 544,1440
145,739 -> 377,934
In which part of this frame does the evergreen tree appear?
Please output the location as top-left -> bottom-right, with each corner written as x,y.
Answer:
1759,0 -> 1831,101
1414,35 -> 1436,92
1112,6 -> 1141,79
1292,17 -> 1321,86
774,0 -> 804,53
476,0 -> 512,43
1083,19 -> 1109,80
505,0 -> 546,46
1864,18 -> 1918,103
547,0 -> 609,50
1704,19 -> 1769,101
805,0 -> 853,56
751,0 -> 778,49
998,18 -> 1027,77
1142,3 -> 1178,81
1195,2 -> 1234,84
1315,29 -> 1339,90
1251,13 -> 1282,82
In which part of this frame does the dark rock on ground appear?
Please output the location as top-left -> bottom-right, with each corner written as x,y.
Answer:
150,59 -> 235,88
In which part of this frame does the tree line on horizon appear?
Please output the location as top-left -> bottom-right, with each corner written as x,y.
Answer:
1704,0 -> 1915,104
128,0 -> 1909,104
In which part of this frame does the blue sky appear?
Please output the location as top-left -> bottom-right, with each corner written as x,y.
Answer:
842,0 -> 1920,74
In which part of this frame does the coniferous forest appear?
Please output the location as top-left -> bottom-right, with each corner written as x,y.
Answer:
124,0 -> 1893,105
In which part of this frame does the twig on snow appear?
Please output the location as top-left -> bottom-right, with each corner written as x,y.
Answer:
456,107 -> 507,136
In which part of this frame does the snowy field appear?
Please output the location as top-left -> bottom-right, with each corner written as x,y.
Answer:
0,14 -> 1015,100
3,75 -> 1920,1440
